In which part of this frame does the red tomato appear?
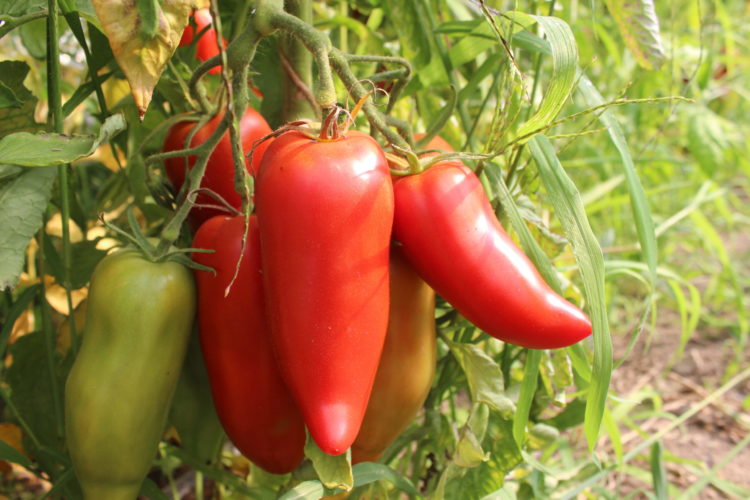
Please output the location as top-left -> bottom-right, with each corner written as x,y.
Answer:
255,130 -> 394,456
179,8 -> 226,75
163,108 -> 272,227
393,140 -> 591,349
351,248 -> 436,464
192,215 -> 305,474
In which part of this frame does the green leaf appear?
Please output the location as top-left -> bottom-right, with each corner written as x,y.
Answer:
650,441 -> 668,500
63,72 -> 114,117
527,423 -> 559,450
448,22 -> 496,68
138,478 -> 169,500
351,462 -> 420,496
528,135 -> 611,451
382,0 -> 431,67
504,13 -> 578,143
603,0 -> 665,70
165,444 -> 271,498
278,480 -> 326,500
454,427 -> 489,468
0,1 -> 45,16
135,0 -> 159,39
446,339 -> 515,416
0,167 -> 58,290
303,435 -> 353,491
19,17 -> 47,59
44,239 -> 108,290
0,284 -> 41,356
448,416 -> 522,499
577,73 -> 657,288
253,36 -> 285,129
512,349 -> 541,447
543,398 -> 586,430
5,332 -> 63,453
0,438 -> 32,469
0,61 -> 42,139
0,81 -> 23,108
0,114 -> 126,167
483,166 -> 562,291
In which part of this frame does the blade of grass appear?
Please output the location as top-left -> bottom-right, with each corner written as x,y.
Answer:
528,134 -> 611,451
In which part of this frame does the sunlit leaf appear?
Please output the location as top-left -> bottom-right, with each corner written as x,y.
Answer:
454,427 -> 489,468
0,167 -> 57,290
278,480 -> 326,500
446,339 -> 515,416
304,435 -> 353,491
577,74 -> 657,286
528,135 -> 611,451
0,114 -> 126,167
0,1 -> 45,16
500,13 -> 578,144
92,0 -> 193,117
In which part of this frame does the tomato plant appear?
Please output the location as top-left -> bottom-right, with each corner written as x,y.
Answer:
3,0 -> 706,497
163,107 -> 272,227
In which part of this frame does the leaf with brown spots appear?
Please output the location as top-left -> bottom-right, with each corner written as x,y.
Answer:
92,0 -> 194,118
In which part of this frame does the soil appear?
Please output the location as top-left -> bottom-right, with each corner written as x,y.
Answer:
605,231 -> 750,499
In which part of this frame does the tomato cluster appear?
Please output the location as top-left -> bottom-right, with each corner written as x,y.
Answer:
170,106 -> 592,471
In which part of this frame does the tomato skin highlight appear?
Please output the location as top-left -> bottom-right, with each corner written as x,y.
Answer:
163,108 -> 272,227
256,130 -> 394,456
192,215 -> 306,474
351,248 -> 436,463
179,8 -> 225,75
393,160 -> 592,349
65,249 -> 195,500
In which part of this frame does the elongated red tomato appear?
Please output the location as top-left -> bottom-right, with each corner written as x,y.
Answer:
393,158 -> 591,349
351,248 -> 436,463
256,130 -> 394,456
192,215 -> 305,473
164,108 -> 272,227
179,8 -> 226,75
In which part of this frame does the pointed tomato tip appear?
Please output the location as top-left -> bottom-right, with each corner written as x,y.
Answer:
306,403 -> 361,456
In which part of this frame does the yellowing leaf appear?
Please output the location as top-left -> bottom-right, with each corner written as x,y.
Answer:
92,0 -> 194,118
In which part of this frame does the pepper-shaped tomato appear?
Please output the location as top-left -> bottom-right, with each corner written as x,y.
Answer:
351,249 -> 436,463
163,108 -> 272,227
192,215 -> 305,473
255,130 -> 394,456
65,249 -> 195,500
392,159 -> 591,349
179,8 -> 226,75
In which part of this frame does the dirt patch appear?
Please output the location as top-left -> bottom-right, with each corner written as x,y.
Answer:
607,231 -> 750,498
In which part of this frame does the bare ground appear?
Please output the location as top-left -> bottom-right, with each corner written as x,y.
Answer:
605,231 -> 750,499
